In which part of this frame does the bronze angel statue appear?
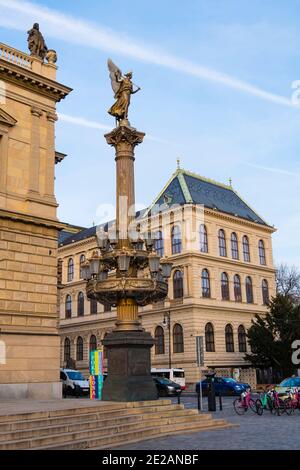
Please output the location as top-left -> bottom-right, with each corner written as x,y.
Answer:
107,59 -> 141,125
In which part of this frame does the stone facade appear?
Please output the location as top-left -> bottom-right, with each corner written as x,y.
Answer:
59,170 -> 276,389
0,41 -> 71,398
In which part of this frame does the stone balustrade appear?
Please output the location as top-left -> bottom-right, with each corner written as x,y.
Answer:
0,42 -> 33,69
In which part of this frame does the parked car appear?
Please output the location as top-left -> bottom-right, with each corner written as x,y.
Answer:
195,377 -> 250,396
153,377 -> 182,397
60,369 -> 90,397
275,376 -> 300,397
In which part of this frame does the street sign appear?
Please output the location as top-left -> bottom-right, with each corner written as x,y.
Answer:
196,335 -> 204,367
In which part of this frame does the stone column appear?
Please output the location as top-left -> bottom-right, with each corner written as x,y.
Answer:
104,125 -> 144,330
0,130 -> 8,197
105,125 -> 144,247
45,111 -> 58,202
28,106 -> 42,196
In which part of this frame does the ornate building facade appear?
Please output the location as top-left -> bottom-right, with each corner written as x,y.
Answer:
58,167 -> 276,387
0,39 -> 71,398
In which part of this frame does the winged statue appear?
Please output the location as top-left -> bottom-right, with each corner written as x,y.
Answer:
107,59 -> 141,125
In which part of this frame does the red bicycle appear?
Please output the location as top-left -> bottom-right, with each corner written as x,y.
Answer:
284,388 -> 300,415
233,389 -> 263,415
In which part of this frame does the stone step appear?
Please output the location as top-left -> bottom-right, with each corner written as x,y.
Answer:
0,412 -> 218,450
0,403 -> 185,432
0,409 -> 208,442
0,399 -> 172,424
33,421 -> 234,450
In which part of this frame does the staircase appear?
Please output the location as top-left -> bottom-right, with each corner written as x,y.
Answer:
0,400 -> 235,450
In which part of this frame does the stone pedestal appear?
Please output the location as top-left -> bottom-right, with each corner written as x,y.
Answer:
102,331 -> 158,402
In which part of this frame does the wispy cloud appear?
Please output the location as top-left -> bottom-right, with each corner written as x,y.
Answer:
243,162 -> 300,177
58,113 -> 170,144
0,0 -> 298,109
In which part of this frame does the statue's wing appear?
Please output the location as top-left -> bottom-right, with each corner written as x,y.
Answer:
107,58 -> 122,94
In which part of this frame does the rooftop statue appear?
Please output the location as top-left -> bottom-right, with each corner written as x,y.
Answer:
107,58 -> 141,125
27,23 -> 48,61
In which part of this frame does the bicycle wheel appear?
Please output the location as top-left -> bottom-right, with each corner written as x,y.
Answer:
233,398 -> 246,415
284,398 -> 294,416
266,396 -> 274,413
249,398 -> 258,413
255,399 -> 263,415
274,399 -> 285,416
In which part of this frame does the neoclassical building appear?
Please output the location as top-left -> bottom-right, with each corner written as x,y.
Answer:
58,167 -> 276,387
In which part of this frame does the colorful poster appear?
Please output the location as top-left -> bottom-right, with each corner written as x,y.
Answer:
89,349 -> 103,400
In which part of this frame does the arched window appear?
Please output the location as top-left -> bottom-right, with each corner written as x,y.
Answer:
67,258 -> 74,282
221,272 -> 230,300
225,324 -> 234,352
155,326 -> 165,355
231,233 -> 239,260
76,336 -> 83,361
238,325 -> 247,352
171,225 -> 182,254
205,323 -> 215,352
234,274 -> 242,302
262,279 -> 269,305
89,335 -> 97,353
173,323 -> 184,353
90,298 -> 98,315
77,292 -> 84,317
65,294 -> 72,319
154,230 -> 164,257
64,338 -> 71,362
201,269 -> 211,298
200,224 -> 208,253
218,229 -> 227,257
246,276 -> 254,304
258,240 -> 266,265
173,270 -> 184,299
79,254 -> 86,279
243,235 -> 250,262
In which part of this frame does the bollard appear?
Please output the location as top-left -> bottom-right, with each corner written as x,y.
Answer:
218,391 -> 223,411
177,393 -> 181,405
197,391 -> 201,412
205,372 -> 216,412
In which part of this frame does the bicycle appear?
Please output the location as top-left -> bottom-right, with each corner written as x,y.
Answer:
255,390 -> 273,414
233,388 -> 263,415
267,389 -> 286,416
284,388 -> 300,415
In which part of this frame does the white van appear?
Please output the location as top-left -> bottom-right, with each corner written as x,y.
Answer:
60,369 -> 90,397
151,368 -> 186,390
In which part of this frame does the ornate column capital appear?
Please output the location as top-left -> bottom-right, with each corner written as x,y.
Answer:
104,125 -> 145,149
30,106 -> 43,118
46,111 -> 58,122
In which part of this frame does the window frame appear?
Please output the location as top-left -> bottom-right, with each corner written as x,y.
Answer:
171,225 -> 182,254
173,270 -> 184,299
221,272 -> 230,300
218,229 -> 227,257
225,324 -> 234,352
205,322 -> 215,352
201,269 -> 211,298
173,323 -> 184,353
155,326 -> 165,355
200,224 -> 208,253
242,235 -> 251,262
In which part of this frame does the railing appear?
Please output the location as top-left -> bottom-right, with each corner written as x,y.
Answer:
0,43 -> 32,70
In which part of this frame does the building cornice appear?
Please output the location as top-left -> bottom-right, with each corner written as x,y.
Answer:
0,58 -> 72,103
0,208 -> 66,230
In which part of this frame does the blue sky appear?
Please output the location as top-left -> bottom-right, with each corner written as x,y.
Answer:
1,0 -> 300,266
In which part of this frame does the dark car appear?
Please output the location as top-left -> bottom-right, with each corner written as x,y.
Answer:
153,377 -> 182,397
195,377 -> 250,396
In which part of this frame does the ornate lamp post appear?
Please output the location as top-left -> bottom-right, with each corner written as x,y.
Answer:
82,59 -> 172,401
163,311 -> 172,370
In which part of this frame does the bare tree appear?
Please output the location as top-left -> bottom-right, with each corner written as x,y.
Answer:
276,263 -> 300,302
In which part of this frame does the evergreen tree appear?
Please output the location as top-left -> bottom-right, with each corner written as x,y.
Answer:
245,294 -> 300,376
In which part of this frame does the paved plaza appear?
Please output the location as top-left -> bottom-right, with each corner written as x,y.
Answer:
117,395 -> 300,450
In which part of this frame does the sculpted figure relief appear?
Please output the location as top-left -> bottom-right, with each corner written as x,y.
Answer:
27,23 -> 48,60
107,59 -> 141,125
